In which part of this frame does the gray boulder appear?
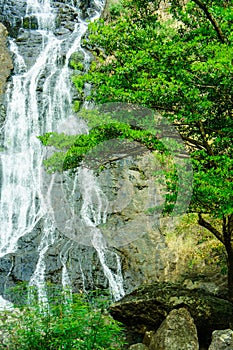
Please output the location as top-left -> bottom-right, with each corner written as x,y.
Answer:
208,329 -> 233,350
148,308 -> 198,350
129,344 -> 149,350
110,282 -> 233,346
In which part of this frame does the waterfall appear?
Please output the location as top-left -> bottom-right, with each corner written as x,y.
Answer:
0,0 -> 124,308
78,167 -> 125,300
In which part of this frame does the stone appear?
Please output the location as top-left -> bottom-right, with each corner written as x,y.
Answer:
0,0 -> 27,37
69,51 -> 85,70
110,282 -> 233,346
0,22 -> 13,148
129,344 -> 149,350
208,329 -> 233,350
148,308 -> 198,350
0,23 -> 13,100
98,152 -> 168,292
143,331 -> 156,347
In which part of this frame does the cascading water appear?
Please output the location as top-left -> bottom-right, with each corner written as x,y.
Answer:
78,167 -> 125,300
0,0 -> 124,308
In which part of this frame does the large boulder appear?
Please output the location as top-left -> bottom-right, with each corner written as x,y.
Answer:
110,282 -> 233,346
148,308 -> 198,350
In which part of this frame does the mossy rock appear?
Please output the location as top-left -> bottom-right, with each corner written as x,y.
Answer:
69,51 -> 85,70
110,282 -> 233,345
22,16 -> 38,30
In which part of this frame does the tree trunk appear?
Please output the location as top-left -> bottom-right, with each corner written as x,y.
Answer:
193,0 -> 226,43
198,214 -> 233,301
226,215 -> 233,301
225,243 -> 233,302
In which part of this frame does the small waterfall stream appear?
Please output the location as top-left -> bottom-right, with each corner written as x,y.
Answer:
0,0 -> 124,308
78,167 -> 125,300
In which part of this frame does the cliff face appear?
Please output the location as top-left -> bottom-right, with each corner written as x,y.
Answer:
0,23 -> 12,102
0,23 -> 12,148
0,0 -> 227,302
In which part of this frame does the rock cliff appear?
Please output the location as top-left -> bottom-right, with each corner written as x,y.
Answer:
0,0 -> 228,306
0,23 -> 12,99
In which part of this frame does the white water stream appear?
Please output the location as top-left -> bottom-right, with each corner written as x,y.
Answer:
0,0 -> 124,308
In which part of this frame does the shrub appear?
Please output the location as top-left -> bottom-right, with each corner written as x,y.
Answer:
1,287 -> 127,349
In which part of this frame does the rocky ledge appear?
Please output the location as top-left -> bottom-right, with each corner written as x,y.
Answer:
110,282 -> 233,349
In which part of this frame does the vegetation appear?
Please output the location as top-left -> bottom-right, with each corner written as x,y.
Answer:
81,0 -> 233,299
165,213 -> 227,278
38,110 -> 166,172
1,286 -> 126,350
39,0 -> 233,299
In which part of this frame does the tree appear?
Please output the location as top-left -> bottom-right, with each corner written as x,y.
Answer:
40,0 -> 233,299
73,0 -> 233,299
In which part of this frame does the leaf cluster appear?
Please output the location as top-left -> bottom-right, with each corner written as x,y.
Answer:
39,112 -> 166,172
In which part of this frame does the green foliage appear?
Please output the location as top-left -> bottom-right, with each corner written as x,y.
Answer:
69,52 -> 85,71
65,0 -> 233,296
70,60 -> 84,71
192,153 -> 233,217
76,0 -> 233,222
1,286 -> 126,350
165,213 -> 227,276
38,112 -> 167,172
108,0 -> 125,19
72,75 -> 85,95
38,0 -> 233,223
36,0 -> 233,297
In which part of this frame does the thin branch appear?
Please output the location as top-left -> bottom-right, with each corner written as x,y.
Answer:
198,213 -> 224,244
193,0 -> 226,43
195,84 -> 216,89
150,104 -> 177,113
181,136 -> 205,149
197,120 -> 214,156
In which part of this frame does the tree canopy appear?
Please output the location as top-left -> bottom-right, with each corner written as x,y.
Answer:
75,0 -> 233,222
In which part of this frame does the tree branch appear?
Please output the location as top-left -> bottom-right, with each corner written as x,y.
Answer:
198,213 -> 224,244
197,120 -> 214,156
181,135 -> 205,149
227,214 -> 233,238
193,0 -> 226,43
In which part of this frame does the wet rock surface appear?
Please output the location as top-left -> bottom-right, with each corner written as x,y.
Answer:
0,151 -> 167,298
97,152 -> 168,292
0,224 -> 111,302
0,0 -> 27,37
